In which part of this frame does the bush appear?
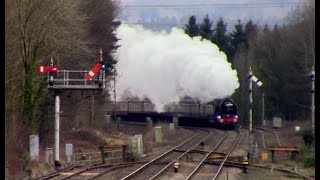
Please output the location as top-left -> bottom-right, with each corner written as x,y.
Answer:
302,140 -> 315,168
303,153 -> 315,167
17,149 -> 30,173
298,129 -> 314,147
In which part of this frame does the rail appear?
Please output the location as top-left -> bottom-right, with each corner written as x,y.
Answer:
121,128 -> 202,180
186,131 -> 229,179
254,127 -> 281,146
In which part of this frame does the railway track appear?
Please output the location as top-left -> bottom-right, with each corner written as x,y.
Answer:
36,127 -> 313,180
37,162 -> 149,180
144,128 -> 227,179
36,164 -> 85,180
120,127 -> 211,180
189,129 -> 241,180
253,127 -> 281,147
39,128 -> 240,180
251,128 -> 315,179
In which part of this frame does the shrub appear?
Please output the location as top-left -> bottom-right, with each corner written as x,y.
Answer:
301,139 -> 315,168
303,153 -> 315,167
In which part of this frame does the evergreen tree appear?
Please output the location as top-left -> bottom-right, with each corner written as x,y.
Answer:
184,15 -> 200,37
230,19 -> 246,61
82,0 -> 121,72
211,17 -> 231,60
199,14 -> 214,40
263,24 -> 270,33
244,20 -> 258,48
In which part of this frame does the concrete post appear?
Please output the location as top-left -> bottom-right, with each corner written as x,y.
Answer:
155,126 -> 163,144
105,115 -> 111,125
55,95 -> 60,163
46,148 -> 53,165
29,135 -> 39,161
147,117 -> 153,127
169,123 -> 174,130
131,137 -> 139,159
65,144 -> 73,163
173,117 -> 179,128
134,134 -> 143,156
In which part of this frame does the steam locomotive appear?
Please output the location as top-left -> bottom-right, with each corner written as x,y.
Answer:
208,98 -> 238,129
105,97 -> 238,129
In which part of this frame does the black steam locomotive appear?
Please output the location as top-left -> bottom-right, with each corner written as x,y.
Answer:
105,97 -> 238,129
208,98 -> 238,129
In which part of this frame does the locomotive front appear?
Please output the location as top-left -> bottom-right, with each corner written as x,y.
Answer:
210,98 -> 238,129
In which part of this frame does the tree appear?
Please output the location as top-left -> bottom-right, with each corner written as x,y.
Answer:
199,14 -> 214,40
15,0 -> 81,128
6,0 -> 98,177
81,0 -> 121,72
211,17 -> 231,60
263,24 -> 270,33
244,20 -> 258,48
184,15 -> 200,37
233,0 -> 315,121
229,19 -> 246,62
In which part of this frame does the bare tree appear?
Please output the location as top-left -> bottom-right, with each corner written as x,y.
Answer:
5,1 -> 95,177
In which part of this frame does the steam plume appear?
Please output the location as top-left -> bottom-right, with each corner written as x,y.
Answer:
113,24 -> 239,111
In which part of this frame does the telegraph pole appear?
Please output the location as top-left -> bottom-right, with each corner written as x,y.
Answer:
248,67 -> 253,159
310,66 -> 315,135
262,92 -> 265,126
248,67 -> 253,134
113,69 -> 117,126
247,67 -> 263,160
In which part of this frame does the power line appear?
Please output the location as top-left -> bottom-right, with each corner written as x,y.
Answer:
123,22 -> 184,27
120,2 -> 306,9
122,22 -> 276,28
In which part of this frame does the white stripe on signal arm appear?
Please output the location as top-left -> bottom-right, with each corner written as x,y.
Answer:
40,66 -> 44,72
89,71 -> 94,76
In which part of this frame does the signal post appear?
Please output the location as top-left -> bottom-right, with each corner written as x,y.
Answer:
36,49 -> 107,168
247,67 -> 263,161
310,66 -> 315,135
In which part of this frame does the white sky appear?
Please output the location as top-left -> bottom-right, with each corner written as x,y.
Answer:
117,0 -> 304,31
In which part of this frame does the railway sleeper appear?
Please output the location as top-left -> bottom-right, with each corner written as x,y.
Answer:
206,155 -> 244,163
205,161 -> 314,180
173,149 -> 210,154
204,160 -> 245,169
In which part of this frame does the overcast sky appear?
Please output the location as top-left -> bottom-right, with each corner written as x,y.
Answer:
117,0 -> 304,31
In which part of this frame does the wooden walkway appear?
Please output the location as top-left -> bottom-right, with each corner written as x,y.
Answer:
48,85 -> 101,90
268,146 -> 300,162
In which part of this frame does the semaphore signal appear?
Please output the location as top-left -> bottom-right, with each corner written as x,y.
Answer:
85,49 -> 105,81
248,73 -> 263,87
247,66 -> 263,162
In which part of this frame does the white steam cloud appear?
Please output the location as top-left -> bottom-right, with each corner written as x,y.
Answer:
113,24 -> 239,112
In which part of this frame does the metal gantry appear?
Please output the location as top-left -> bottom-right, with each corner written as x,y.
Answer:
39,50 -> 108,168
47,70 -> 106,90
